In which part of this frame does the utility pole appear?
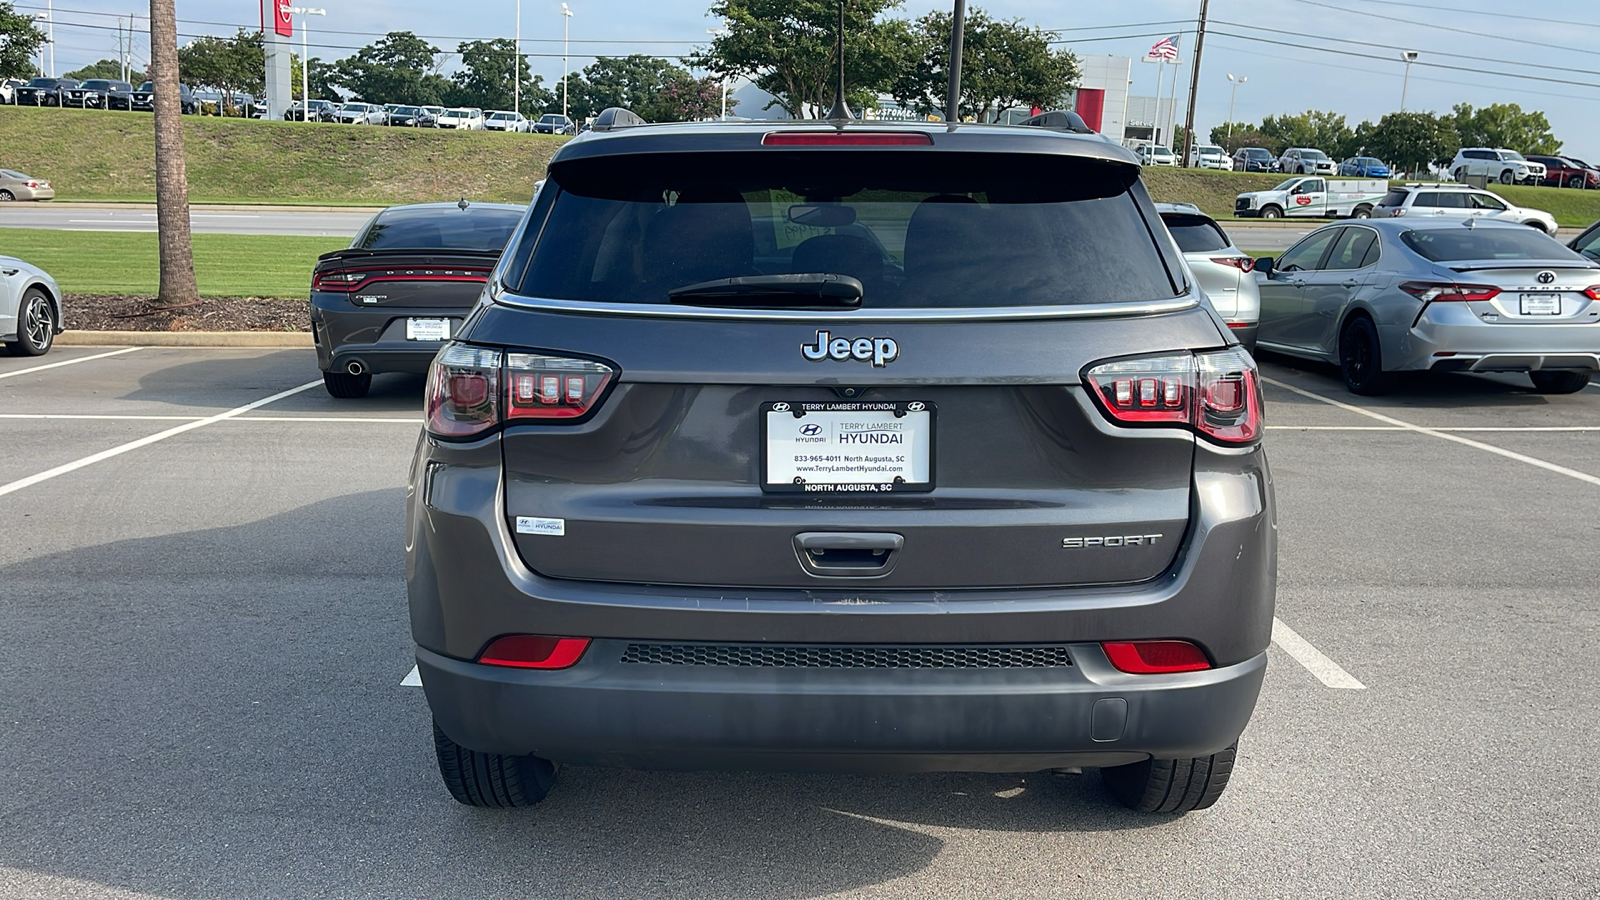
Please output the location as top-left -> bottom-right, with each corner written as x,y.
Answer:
1179,0 -> 1209,167
945,0 -> 966,123
1399,50 -> 1418,111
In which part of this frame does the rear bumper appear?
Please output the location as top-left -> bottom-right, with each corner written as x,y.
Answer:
310,296 -> 466,375
1227,323 -> 1258,353
1394,304 -> 1600,371
420,643 -> 1266,770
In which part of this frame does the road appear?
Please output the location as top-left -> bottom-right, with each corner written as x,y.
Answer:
1,347 -> 1597,898
0,204 -> 377,237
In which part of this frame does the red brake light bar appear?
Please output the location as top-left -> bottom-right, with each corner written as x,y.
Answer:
762,132 -> 933,146
313,267 -> 492,293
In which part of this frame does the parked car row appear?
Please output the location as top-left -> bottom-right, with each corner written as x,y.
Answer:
281,101 -> 575,134
4,77 -> 201,114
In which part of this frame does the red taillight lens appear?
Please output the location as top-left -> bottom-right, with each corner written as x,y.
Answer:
425,344 -> 501,438
506,353 -> 615,420
1083,348 -> 1262,445
1399,281 -> 1501,303
1102,641 -> 1212,674
1210,256 -> 1255,272
761,132 -> 933,146
1584,286 -> 1600,300
477,635 -> 590,669
312,267 -> 490,293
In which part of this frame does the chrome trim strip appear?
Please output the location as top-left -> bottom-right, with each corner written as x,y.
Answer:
488,288 -> 1200,322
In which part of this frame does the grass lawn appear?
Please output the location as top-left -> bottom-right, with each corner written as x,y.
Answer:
0,229 -> 345,297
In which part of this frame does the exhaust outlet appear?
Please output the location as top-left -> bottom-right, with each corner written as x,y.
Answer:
345,360 -> 366,376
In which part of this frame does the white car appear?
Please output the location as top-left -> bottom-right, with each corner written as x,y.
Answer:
484,111 -> 530,133
0,78 -> 25,104
1278,148 -> 1336,176
1450,148 -> 1547,186
1139,145 -> 1177,167
1,255 -> 63,356
1189,144 -> 1232,170
335,102 -> 387,125
1373,183 -> 1558,234
435,108 -> 485,130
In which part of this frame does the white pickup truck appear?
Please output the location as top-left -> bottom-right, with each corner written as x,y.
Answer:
1233,177 -> 1389,220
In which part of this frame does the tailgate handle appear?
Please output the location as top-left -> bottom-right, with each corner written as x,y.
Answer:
794,532 -> 904,577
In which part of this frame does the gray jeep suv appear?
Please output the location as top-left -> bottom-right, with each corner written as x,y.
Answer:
407,119 -> 1276,814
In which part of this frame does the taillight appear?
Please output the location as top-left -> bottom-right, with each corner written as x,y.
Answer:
1083,348 -> 1262,445
425,344 -> 617,437
425,344 -> 501,438
1584,286 -> 1600,300
313,271 -> 362,291
1102,641 -> 1212,674
1399,281 -> 1501,303
761,132 -> 933,146
1210,256 -> 1255,272
506,353 -> 614,419
312,267 -> 490,293
477,635 -> 590,669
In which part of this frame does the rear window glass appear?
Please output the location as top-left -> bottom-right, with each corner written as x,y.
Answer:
355,206 -> 523,252
511,151 -> 1180,308
1380,189 -> 1408,207
1161,213 -> 1230,253
1401,228 -> 1584,262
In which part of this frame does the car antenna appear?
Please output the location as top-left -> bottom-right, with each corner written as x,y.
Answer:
458,197 -> 470,211
1465,216 -> 1475,229
823,0 -> 852,123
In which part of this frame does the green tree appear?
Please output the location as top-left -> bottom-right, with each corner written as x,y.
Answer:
1450,102 -> 1560,155
304,56 -> 341,102
688,0 -> 912,118
1363,111 -> 1459,176
1209,122 -> 1275,155
1258,109 -> 1353,158
566,55 -> 732,122
65,58 -> 145,82
0,1 -> 48,79
178,31 -> 262,114
332,31 -> 452,105
448,38 -> 552,113
889,8 -> 1077,122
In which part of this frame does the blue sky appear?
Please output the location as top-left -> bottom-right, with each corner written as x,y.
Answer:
23,0 -> 1600,158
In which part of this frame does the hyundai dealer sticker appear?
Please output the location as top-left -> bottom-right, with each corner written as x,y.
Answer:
516,517 -> 565,536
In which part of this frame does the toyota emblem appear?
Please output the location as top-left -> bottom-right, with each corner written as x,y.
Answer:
1537,270 -> 1557,284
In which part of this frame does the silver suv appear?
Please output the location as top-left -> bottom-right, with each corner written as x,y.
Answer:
1451,148 -> 1546,186
1157,203 -> 1260,351
1278,147 -> 1335,175
1375,183 -> 1557,234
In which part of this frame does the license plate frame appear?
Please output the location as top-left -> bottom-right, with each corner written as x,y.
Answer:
760,401 -> 936,494
404,317 -> 451,341
1519,293 -> 1562,316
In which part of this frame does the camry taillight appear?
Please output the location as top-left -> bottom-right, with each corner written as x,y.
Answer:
1585,286 -> 1600,300
1210,256 -> 1255,272
506,353 -> 614,420
1399,281 -> 1501,303
1083,348 -> 1262,445
425,343 -> 616,438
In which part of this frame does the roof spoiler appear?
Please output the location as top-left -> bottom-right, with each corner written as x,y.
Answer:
590,107 -> 647,132
1017,109 -> 1095,135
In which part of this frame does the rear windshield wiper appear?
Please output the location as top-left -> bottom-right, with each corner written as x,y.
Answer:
668,274 -> 863,309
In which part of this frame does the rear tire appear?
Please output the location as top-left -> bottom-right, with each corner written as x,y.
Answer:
1569,175 -> 1585,189
1452,167 -> 1465,183
1102,743 -> 1237,813
1529,371 -> 1592,394
321,369 -> 371,398
0,190 -> 13,201
4,289 -> 55,356
433,721 -> 558,808
1260,205 -> 1283,220
1339,315 -> 1393,395
1351,205 -> 1372,219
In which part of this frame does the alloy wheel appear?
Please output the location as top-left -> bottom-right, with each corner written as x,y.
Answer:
23,295 -> 54,352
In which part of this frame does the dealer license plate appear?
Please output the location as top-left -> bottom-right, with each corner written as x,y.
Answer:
405,318 -> 450,341
762,401 -> 935,493
1519,294 -> 1562,316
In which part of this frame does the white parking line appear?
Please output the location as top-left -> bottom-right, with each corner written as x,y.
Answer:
1263,376 -> 1600,487
402,666 -> 422,687
1268,425 -> 1600,432
0,347 -> 139,380
1272,618 -> 1366,690
0,413 -> 418,423
0,380 -> 321,499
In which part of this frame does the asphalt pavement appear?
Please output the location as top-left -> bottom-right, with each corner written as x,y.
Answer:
1,347 -> 1598,898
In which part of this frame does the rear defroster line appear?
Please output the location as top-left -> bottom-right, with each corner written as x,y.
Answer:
0,380 -> 322,499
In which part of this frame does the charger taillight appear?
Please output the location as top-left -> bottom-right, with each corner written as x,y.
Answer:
425,344 -> 616,438
1084,348 -> 1263,445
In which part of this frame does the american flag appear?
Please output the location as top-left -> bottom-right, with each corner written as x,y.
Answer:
1148,35 -> 1180,61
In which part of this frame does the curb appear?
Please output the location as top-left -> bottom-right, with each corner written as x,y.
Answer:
57,331 -> 313,348
39,202 -> 387,214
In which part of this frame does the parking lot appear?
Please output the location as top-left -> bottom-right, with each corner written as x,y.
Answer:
1,346 -> 1597,899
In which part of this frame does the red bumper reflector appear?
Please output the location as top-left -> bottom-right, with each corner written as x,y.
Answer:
1226,321 -> 1249,329
477,635 -> 591,669
1102,641 -> 1212,674
762,132 -> 933,146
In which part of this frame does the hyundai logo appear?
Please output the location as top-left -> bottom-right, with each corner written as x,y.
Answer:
772,402 -> 790,412
1538,270 -> 1557,284
907,401 -> 926,412
798,423 -> 823,436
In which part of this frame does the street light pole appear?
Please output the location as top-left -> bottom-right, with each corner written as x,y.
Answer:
291,7 -> 326,118
33,13 -> 47,77
1399,50 -> 1418,111
561,3 -> 572,121
514,0 -> 520,117
47,0 -> 53,77
1226,73 -> 1245,141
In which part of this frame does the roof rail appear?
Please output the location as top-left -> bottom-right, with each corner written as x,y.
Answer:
590,107 -> 647,132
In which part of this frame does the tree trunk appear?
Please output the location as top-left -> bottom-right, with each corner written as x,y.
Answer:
148,0 -> 199,306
